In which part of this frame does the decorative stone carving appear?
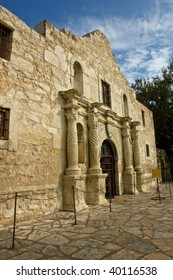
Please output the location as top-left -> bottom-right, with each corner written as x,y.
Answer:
106,123 -> 112,138
131,121 -> 142,172
88,110 -> 102,174
122,119 -> 133,172
65,109 -> 80,175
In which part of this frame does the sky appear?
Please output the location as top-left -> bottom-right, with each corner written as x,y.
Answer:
1,0 -> 173,84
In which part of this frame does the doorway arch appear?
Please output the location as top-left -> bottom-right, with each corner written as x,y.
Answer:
100,140 -> 117,198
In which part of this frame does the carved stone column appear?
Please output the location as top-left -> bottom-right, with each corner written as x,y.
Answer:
65,109 -> 80,175
86,108 -> 107,205
88,110 -> 102,174
131,122 -> 142,172
122,118 -> 137,194
122,120 -> 133,172
131,121 -> 144,191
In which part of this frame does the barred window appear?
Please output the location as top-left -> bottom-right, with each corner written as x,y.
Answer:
102,80 -> 111,108
0,108 -> 10,140
0,23 -> 13,61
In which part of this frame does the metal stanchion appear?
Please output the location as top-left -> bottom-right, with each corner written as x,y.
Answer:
151,178 -> 165,204
134,173 -> 136,195
72,186 -> 77,225
169,181 -> 172,197
12,192 -> 18,249
151,169 -> 165,203
168,169 -> 172,197
108,184 -> 112,212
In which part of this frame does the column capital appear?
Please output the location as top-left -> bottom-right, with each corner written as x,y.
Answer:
122,123 -> 131,138
65,108 -> 78,122
88,111 -> 98,129
131,121 -> 140,127
131,122 -> 141,140
121,116 -> 132,124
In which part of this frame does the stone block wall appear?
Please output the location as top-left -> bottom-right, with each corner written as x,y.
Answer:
0,5 -> 157,223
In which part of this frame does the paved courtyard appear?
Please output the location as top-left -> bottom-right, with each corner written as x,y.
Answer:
0,185 -> 173,260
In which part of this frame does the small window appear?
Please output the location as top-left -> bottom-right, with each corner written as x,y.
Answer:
146,144 -> 150,157
142,110 -> 145,126
102,80 -> 111,107
0,23 -> 13,61
0,107 -> 10,140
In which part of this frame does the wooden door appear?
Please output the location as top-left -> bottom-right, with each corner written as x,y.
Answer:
100,140 -> 116,198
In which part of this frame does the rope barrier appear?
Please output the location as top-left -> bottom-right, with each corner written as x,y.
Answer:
0,188 -> 71,203
1,180 -> 172,250
0,181 -> 172,204
17,195 -> 59,201
0,196 -> 15,203
74,187 -> 105,194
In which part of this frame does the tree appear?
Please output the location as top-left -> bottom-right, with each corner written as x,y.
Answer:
131,60 -> 173,157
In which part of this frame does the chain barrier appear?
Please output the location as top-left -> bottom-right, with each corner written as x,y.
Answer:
0,189 -> 69,250
1,180 -> 172,250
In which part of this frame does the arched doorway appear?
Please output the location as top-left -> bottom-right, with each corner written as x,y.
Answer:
100,140 -> 116,198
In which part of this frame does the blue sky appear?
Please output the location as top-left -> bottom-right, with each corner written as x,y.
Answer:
1,0 -> 173,84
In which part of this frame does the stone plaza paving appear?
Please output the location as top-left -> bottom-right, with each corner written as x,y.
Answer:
0,185 -> 173,260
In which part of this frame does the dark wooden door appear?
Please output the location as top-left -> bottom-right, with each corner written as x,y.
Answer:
100,141 -> 116,198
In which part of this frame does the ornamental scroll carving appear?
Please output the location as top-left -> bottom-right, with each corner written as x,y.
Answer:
122,120 -> 133,171
65,110 -> 78,145
87,111 -> 101,173
88,112 -> 98,147
131,122 -> 142,172
65,109 -> 80,174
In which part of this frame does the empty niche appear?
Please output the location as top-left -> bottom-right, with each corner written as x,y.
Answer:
73,61 -> 83,94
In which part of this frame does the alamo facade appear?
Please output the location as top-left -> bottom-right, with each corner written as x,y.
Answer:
0,6 -> 157,223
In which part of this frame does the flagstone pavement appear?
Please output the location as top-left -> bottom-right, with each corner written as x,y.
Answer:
0,185 -> 173,260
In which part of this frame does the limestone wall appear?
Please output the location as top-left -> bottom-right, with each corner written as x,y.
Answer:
0,5 -> 157,222
0,6 -> 66,222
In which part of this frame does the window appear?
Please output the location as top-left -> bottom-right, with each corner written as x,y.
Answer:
0,108 -> 10,140
102,80 -> 111,107
141,110 -> 146,126
0,23 -> 13,61
146,144 -> 150,157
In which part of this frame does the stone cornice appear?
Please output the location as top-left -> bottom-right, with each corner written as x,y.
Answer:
59,89 -> 140,129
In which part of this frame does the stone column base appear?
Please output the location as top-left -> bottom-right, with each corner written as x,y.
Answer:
88,167 -> 102,174
62,174 -> 87,211
123,171 -> 139,194
65,166 -> 81,175
86,173 -> 108,205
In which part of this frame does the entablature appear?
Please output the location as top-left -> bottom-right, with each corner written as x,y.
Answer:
59,88 -> 139,129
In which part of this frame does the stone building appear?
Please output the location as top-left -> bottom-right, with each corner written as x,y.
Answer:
0,5 -> 157,222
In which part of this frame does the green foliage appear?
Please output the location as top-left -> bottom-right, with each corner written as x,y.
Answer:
131,60 -> 173,156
